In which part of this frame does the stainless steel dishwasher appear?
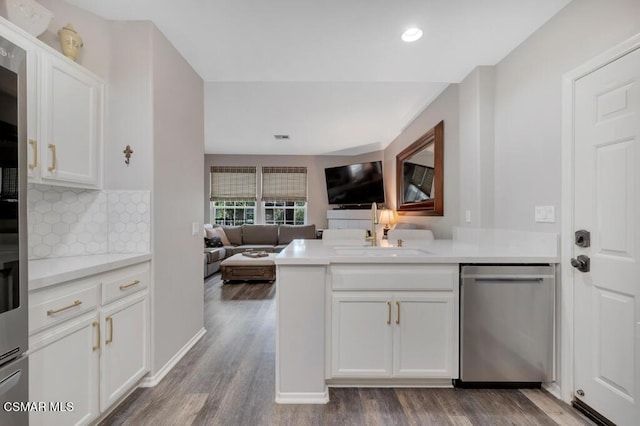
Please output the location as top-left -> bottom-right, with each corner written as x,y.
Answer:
458,265 -> 555,386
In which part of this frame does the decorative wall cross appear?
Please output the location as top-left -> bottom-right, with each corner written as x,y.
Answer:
123,145 -> 133,166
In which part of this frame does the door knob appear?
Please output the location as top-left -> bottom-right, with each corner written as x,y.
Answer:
570,255 -> 590,273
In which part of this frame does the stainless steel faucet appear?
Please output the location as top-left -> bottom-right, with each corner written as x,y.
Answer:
365,202 -> 378,246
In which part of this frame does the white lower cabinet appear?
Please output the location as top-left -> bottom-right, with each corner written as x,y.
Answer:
28,262 -> 150,424
393,293 -> 456,378
331,292 -> 457,379
29,313 -> 100,426
100,293 -> 149,410
331,294 -> 393,377
329,264 -> 459,381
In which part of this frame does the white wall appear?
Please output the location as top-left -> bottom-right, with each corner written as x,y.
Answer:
493,0 -> 640,232
204,151 -> 383,229
383,85 -> 460,239
151,25 -> 205,374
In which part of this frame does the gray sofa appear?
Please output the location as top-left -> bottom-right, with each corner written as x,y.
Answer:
204,223 -> 316,278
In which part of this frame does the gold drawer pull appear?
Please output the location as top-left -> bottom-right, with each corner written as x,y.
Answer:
47,300 -> 82,316
119,280 -> 141,291
92,321 -> 100,351
106,316 -> 113,344
28,139 -> 38,169
387,301 -> 391,325
47,143 -> 57,172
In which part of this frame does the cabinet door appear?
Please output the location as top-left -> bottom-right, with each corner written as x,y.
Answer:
100,292 -> 149,411
331,293 -> 392,377
29,313 -> 100,426
40,54 -> 102,188
393,293 -> 457,378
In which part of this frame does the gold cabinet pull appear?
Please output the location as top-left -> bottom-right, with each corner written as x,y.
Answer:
47,143 -> 57,171
396,301 -> 400,324
28,139 -> 37,169
106,316 -> 113,344
92,321 -> 100,351
387,301 -> 392,325
47,300 -> 82,316
119,280 -> 141,291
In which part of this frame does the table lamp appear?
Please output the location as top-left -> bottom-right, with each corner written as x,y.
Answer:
378,209 -> 395,238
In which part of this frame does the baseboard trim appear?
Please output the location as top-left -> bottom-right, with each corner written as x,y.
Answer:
275,389 -> 329,404
327,378 -> 453,388
542,382 -> 562,400
138,327 -> 206,388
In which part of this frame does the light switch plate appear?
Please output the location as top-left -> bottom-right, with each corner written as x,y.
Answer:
465,210 -> 471,223
535,206 -> 555,223
192,222 -> 200,236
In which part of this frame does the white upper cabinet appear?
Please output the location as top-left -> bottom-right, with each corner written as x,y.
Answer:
0,17 -> 104,189
36,53 -> 103,188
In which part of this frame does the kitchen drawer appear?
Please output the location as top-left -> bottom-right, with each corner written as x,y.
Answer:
101,263 -> 149,305
331,264 -> 457,291
30,280 -> 99,334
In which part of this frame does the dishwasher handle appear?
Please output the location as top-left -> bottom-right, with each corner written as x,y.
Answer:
468,277 -> 545,283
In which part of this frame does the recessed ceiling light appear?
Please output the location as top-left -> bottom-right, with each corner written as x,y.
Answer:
274,135 -> 290,140
401,28 -> 423,42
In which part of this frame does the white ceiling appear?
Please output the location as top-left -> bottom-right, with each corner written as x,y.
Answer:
66,0 -> 572,154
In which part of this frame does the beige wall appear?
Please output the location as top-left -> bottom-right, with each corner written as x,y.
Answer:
204,151 -> 383,229
493,0 -> 640,232
152,26 -> 205,374
105,21 -> 154,191
458,66 -> 495,228
382,85 -> 460,239
35,0 -> 112,79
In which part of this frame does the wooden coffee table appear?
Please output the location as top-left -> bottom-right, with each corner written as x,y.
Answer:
220,253 -> 277,283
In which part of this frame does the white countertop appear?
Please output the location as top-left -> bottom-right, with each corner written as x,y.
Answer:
29,252 -> 152,291
275,234 -> 559,265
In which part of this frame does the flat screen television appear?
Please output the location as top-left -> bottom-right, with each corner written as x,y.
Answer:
324,160 -> 385,207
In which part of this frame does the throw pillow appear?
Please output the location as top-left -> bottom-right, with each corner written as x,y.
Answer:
204,224 -> 216,238
204,236 -> 223,248
211,227 -> 231,246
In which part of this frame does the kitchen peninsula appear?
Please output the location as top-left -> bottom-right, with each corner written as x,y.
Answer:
274,228 -> 559,404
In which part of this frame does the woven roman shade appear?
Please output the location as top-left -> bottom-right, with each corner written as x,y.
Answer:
261,167 -> 308,202
210,166 -> 257,201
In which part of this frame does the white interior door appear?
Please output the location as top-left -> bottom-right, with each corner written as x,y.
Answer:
573,46 -> 640,425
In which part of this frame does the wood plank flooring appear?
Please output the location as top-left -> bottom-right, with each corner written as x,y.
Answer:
101,274 -> 592,426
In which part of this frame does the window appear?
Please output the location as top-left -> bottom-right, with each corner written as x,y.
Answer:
210,166 -> 257,226
212,201 -> 256,225
261,167 -> 308,225
263,201 -> 306,225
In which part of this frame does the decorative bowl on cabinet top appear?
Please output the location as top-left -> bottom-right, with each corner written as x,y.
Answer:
3,0 -> 53,37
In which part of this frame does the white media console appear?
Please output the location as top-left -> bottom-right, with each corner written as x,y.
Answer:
326,209 -> 373,230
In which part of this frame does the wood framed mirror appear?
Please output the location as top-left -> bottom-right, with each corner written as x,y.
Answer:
396,120 -> 444,216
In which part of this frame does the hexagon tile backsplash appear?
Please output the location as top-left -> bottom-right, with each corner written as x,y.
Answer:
28,185 -> 151,259
107,191 -> 151,254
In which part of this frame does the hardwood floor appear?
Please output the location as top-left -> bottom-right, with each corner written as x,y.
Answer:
101,274 -> 592,426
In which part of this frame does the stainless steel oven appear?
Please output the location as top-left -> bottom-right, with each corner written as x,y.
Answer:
0,33 -> 29,425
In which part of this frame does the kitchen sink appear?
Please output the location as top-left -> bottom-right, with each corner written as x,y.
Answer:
333,247 -> 430,257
